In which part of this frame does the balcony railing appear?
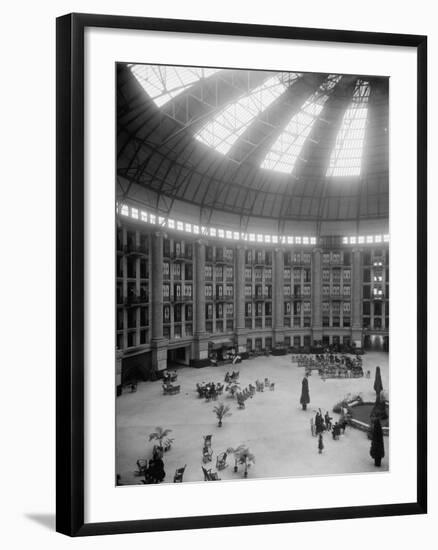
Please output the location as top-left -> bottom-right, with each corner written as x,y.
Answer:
124,244 -> 148,256
215,256 -> 233,265
124,295 -> 148,306
173,295 -> 194,302
171,251 -> 192,261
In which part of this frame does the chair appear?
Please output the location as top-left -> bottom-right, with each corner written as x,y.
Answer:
269,382 -> 275,391
203,434 -> 212,448
202,466 -> 221,481
202,446 -> 213,464
134,458 -> 148,477
237,395 -> 245,409
216,452 -> 228,470
173,464 -> 186,483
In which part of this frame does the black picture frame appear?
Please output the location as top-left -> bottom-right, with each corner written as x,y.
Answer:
56,12 -> 427,537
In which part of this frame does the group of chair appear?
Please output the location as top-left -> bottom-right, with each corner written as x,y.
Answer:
236,386 -> 254,409
295,353 -> 365,380
135,458 -> 166,484
162,382 -> 181,395
196,382 -> 224,401
224,370 -> 240,383
133,434 -> 230,485
202,466 -> 221,481
121,381 -> 138,394
235,378 -> 275,409
162,370 -> 178,383
319,366 -> 364,379
201,434 -> 227,480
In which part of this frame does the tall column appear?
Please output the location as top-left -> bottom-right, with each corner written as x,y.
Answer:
312,248 -> 323,345
151,231 -> 166,371
135,230 -> 141,346
352,248 -> 363,346
195,240 -> 206,335
116,349 -> 123,395
235,245 -> 246,353
194,240 -> 208,363
273,248 -> 284,345
122,227 -> 128,350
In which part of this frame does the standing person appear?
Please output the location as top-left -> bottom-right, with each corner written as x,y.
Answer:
318,433 -> 324,454
300,376 -> 310,410
315,411 -> 322,435
340,417 -> 348,434
324,411 -> 332,431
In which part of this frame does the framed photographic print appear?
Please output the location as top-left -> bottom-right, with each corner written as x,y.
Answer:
56,13 -> 427,536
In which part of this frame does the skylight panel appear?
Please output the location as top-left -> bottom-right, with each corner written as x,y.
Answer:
195,74 -> 300,154
129,64 -> 220,107
326,79 -> 370,177
261,75 -> 341,174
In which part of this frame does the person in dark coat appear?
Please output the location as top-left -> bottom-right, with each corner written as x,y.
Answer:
315,411 -> 323,435
300,377 -> 310,410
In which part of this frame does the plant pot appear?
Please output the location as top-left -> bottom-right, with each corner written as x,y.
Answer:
218,421 -> 222,427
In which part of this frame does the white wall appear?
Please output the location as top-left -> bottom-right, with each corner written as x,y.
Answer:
0,1 -> 435,549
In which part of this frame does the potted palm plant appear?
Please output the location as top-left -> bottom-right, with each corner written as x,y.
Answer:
148,426 -> 173,456
227,445 -> 255,477
213,402 -> 232,427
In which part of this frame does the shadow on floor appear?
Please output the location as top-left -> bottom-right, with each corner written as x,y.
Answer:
25,513 -> 55,531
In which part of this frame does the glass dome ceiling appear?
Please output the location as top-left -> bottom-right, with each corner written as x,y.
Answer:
117,64 -> 388,224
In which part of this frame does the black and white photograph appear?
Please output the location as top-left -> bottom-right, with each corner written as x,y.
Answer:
115,64 -> 390,485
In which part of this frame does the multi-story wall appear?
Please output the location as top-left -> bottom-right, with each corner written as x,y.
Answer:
116,216 -> 389,380
361,247 -> 390,351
